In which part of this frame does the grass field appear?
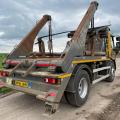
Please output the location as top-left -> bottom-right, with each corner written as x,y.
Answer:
0,53 -> 12,94
0,53 -> 7,69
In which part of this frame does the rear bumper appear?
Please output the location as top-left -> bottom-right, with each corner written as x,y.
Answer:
3,82 -> 48,101
0,71 -> 71,104
0,77 -> 59,103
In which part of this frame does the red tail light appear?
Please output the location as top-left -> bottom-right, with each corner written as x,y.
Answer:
0,71 -> 9,77
35,63 -> 56,67
48,92 -> 56,97
6,60 -> 21,65
44,78 -> 61,84
35,63 -> 57,72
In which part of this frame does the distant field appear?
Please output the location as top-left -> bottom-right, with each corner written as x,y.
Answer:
0,53 -> 12,93
0,53 -> 7,69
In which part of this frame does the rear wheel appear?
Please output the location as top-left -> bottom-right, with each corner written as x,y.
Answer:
65,69 -> 90,107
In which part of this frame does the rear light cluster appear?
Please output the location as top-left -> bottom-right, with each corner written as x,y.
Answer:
35,63 -> 56,67
35,63 -> 57,72
0,71 -> 9,77
6,60 -> 21,65
44,78 -> 61,84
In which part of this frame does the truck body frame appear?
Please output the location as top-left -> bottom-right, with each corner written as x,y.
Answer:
0,1 -> 117,113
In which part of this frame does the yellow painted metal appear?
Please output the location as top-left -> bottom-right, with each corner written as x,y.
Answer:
72,58 -> 110,64
58,73 -> 72,79
107,31 -> 112,57
59,58 -> 110,79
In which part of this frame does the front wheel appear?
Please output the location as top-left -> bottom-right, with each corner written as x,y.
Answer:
65,69 -> 90,107
105,61 -> 115,82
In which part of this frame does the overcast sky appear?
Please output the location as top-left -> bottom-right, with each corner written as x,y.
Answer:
0,0 -> 120,53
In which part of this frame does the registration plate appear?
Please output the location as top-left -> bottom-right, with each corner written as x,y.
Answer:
15,81 -> 28,88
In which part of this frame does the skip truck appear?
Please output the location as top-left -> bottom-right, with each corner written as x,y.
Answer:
0,1 -> 120,113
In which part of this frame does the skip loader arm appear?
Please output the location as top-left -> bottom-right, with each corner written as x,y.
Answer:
7,15 -> 51,59
62,1 -> 99,72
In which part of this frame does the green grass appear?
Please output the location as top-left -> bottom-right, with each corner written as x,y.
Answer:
0,87 -> 12,94
0,53 -> 12,94
0,53 -> 7,69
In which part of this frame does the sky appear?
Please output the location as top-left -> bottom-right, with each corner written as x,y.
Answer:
0,0 -> 120,53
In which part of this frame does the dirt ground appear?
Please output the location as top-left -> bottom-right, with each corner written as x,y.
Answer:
0,59 -> 120,120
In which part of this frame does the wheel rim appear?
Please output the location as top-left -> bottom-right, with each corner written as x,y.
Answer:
78,77 -> 88,99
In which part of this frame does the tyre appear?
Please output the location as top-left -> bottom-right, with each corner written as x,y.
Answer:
65,69 -> 90,107
105,61 -> 115,82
